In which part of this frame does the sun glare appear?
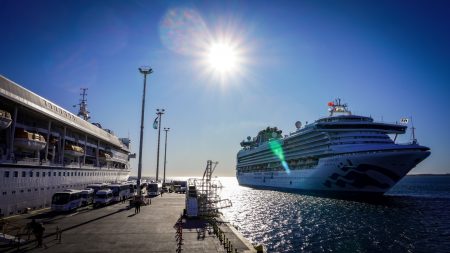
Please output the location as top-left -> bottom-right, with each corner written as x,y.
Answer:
160,8 -> 250,85
207,43 -> 237,73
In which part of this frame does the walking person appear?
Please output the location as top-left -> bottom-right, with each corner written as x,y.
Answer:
134,198 -> 139,214
136,198 -> 141,213
31,219 -> 46,248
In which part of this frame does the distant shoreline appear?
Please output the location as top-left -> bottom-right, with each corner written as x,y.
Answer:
408,173 -> 450,176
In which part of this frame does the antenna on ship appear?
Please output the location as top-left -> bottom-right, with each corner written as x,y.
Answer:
73,88 -> 90,121
328,98 -> 351,116
410,116 -> 417,144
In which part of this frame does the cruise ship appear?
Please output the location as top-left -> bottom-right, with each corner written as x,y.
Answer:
0,75 -> 131,217
236,99 -> 430,195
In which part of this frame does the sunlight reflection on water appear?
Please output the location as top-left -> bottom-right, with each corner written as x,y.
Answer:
218,177 -> 450,253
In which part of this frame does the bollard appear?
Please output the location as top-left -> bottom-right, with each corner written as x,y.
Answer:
235,249 -> 238,253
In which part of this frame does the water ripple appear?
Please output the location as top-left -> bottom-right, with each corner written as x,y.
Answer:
219,176 -> 450,253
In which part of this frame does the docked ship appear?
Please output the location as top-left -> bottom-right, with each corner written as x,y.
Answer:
236,99 -> 430,195
0,75 -> 131,217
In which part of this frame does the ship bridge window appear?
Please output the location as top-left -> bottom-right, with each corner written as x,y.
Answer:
58,172 -> 61,176
48,172 -> 51,177
42,172 -> 45,177
22,171 -> 26,177
63,172 -> 65,176
4,171 -> 9,178
29,171 -> 33,177
54,172 -> 56,176
36,172 -> 40,177
14,171 -> 18,177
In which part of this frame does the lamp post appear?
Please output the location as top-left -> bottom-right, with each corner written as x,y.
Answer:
163,127 -> 170,185
137,66 -> 153,196
155,109 -> 165,182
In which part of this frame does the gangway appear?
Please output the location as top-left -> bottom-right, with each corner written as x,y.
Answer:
185,160 -> 232,218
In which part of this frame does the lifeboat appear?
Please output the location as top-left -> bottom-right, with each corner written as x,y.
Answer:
14,128 -> 46,151
99,150 -> 112,161
64,144 -> 84,157
0,109 -> 12,129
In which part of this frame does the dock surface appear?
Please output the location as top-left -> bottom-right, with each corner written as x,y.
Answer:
1,193 -> 255,252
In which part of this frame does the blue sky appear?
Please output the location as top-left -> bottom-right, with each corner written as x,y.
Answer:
1,0 -> 449,176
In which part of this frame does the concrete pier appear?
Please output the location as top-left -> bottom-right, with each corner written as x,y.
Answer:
0,193 -> 256,252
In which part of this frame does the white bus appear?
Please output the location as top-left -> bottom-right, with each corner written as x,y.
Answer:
147,182 -> 162,197
80,188 -> 94,206
86,183 -> 109,194
94,189 -> 113,207
51,190 -> 83,212
109,184 -> 131,202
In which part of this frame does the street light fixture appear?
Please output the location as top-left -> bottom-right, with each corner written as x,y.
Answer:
155,108 -> 165,182
163,127 -> 170,185
137,66 -> 153,196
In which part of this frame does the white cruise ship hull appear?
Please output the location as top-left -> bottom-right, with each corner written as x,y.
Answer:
0,163 -> 129,216
0,75 -> 132,217
237,150 -> 430,195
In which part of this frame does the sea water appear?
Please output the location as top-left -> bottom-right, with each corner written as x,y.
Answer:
219,175 -> 450,252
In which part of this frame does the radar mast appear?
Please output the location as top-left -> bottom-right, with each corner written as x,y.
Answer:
328,98 -> 352,116
76,88 -> 90,121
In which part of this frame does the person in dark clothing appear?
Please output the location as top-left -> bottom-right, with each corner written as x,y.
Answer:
134,198 -> 141,214
30,219 -> 45,247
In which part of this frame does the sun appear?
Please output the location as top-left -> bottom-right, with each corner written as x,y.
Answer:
197,29 -> 248,85
207,42 -> 238,73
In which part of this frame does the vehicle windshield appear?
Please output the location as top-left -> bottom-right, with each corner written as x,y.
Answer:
111,187 -> 120,196
148,184 -> 159,191
52,193 -> 70,205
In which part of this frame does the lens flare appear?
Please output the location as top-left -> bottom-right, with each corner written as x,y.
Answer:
159,7 -> 250,87
159,8 -> 210,55
269,140 -> 291,174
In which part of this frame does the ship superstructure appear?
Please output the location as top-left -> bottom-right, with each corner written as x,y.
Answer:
236,99 -> 430,194
0,75 -> 131,216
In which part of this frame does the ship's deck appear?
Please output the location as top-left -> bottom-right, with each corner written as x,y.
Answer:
0,192 -> 255,253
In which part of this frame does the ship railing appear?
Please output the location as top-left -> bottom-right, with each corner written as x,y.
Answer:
64,162 -> 82,168
16,158 -> 40,166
